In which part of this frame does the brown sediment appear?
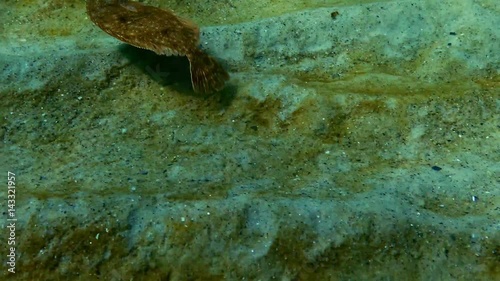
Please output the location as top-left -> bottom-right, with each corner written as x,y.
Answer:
86,0 -> 229,94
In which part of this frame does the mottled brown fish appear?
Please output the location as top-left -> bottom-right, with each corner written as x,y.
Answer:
86,0 -> 229,94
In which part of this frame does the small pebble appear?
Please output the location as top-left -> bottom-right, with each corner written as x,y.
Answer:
431,166 -> 442,171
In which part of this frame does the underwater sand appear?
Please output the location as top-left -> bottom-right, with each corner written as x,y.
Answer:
0,0 -> 499,280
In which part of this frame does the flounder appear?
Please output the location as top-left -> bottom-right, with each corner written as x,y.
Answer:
86,0 -> 229,94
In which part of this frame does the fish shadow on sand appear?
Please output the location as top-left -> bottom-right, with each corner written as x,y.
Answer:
118,45 -> 236,105
119,45 -> 192,92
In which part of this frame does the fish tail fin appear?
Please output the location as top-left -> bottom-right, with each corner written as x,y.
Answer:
187,49 -> 229,94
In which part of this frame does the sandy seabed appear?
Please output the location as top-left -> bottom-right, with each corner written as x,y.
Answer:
0,0 -> 498,280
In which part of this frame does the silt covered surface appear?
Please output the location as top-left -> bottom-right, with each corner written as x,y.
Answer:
0,0 -> 499,280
